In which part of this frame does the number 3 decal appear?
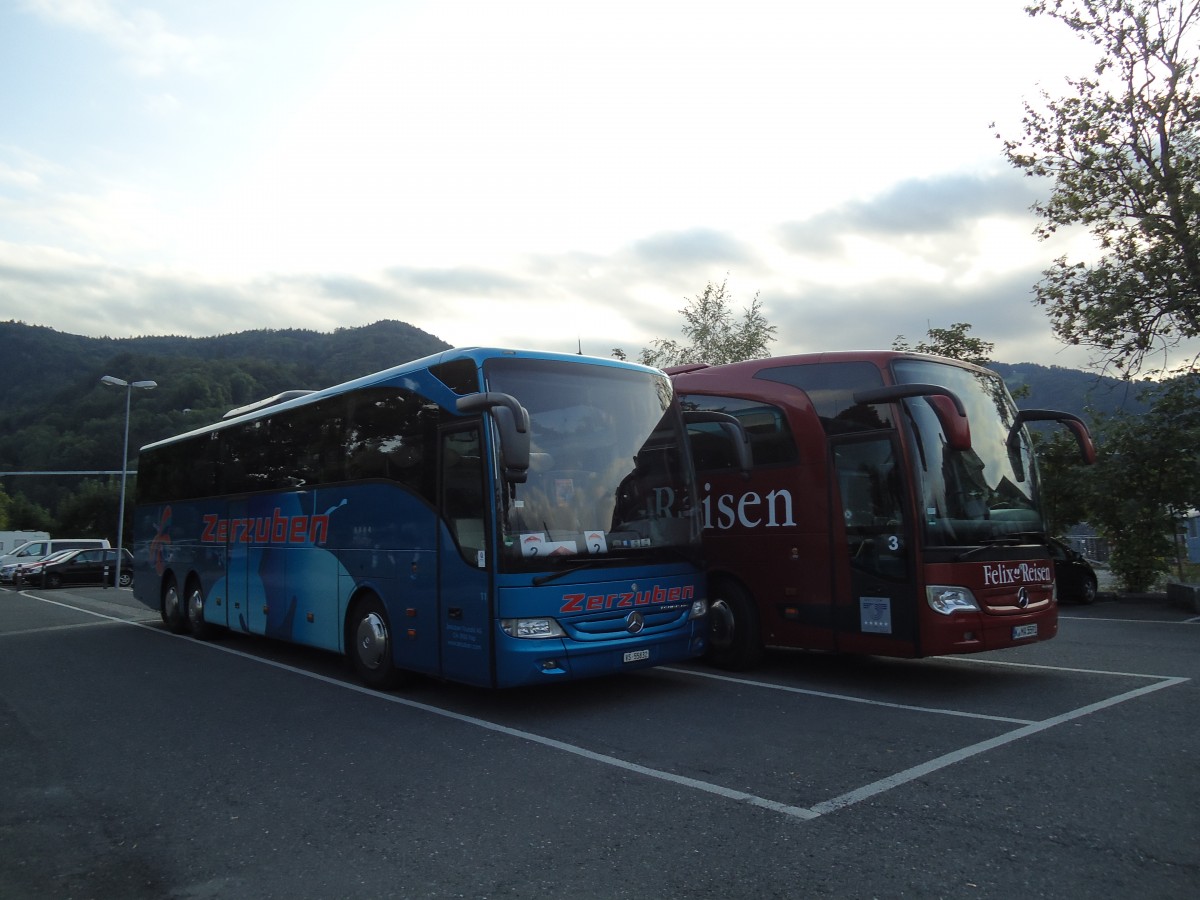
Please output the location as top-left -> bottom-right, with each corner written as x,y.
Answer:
888,535 -> 900,551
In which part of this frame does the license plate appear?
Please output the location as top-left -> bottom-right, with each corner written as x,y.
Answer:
623,648 -> 650,664
1012,623 -> 1038,640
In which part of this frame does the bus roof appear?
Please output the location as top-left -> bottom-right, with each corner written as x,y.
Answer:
668,350 -> 997,382
140,346 -> 666,453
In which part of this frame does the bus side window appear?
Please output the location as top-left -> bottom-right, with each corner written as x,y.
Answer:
441,427 -> 486,564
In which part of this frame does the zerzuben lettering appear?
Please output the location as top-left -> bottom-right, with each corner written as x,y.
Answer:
201,508 -> 330,546
559,584 -> 694,614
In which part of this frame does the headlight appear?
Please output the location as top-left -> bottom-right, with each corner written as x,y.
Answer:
688,598 -> 708,620
500,617 -> 566,639
926,585 -> 980,615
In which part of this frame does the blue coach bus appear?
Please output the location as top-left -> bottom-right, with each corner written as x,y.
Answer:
131,348 -> 711,688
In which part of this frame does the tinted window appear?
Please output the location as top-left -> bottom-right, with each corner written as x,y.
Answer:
441,425 -> 486,564
755,361 -> 892,434
138,433 -> 219,503
139,388 -> 442,504
430,358 -> 480,395
344,389 -> 439,503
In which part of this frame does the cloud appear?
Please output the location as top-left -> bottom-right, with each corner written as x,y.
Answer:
778,170 -> 1046,256
382,267 -> 530,297
628,229 -> 756,271
22,0 -> 222,77
763,265 -> 1087,367
0,163 -> 1143,375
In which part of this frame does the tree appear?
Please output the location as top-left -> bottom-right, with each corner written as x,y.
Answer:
1047,371 -> 1200,589
3,492 -> 55,533
892,322 -> 995,365
998,0 -> 1200,375
1033,428 -> 1097,534
56,480 -> 122,541
633,278 -> 777,368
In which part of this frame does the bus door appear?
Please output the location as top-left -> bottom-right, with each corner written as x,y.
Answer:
829,435 -> 919,654
436,423 -> 495,686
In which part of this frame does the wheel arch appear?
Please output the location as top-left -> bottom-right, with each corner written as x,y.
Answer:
705,570 -> 765,671
342,583 -> 386,654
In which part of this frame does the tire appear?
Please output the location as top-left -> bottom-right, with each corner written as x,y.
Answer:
185,580 -> 218,640
706,578 -> 765,671
347,595 -> 405,690
1080,575 -> 1098,605
45,573 -> 62,589
119,571 -> 133,588
161,577 -> 188,634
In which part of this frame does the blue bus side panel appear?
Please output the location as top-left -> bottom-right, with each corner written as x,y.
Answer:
134,484 -> 443,669
220,499 -> 249,631
339,546 -> 440,675
438,532 -> 494,688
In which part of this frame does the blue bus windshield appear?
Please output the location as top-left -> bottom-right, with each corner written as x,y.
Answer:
483,358 -> 700,572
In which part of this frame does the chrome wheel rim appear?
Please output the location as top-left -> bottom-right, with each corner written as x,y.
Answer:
355,612 -> 390,671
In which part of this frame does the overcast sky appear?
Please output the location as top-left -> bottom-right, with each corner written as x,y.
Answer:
0,0 -> 1162,371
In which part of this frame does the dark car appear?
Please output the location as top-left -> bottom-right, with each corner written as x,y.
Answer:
37,547 -> 133,588
13,549 -> 78,585
1049,537 -> 1098,604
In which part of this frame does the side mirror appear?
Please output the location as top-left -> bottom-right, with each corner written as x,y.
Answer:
853,384 -> 971,452
683,410 -> 753,476
1008,409 -> 1096,465
456,392 -> 532,483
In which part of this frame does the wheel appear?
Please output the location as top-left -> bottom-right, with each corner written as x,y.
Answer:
185,581 -> 218,640
347,595 -> 405,689
45,573 -> 62,589
1080,575 -> 1098,605
161,578 -> 188,634
706,578 -> 764,671
119,571 -> 133,588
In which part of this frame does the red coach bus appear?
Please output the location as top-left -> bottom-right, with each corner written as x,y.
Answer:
670,351 -> 1094,669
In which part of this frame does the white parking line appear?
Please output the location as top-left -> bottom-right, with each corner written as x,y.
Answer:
0,620 -> 133,637
809,676 -> 1186,816
951,655 -> 1178,679
7,593 -> 1190,824
1060,614 -> 1199,625
7,594 -> 822,821
661,666 -> 1037,724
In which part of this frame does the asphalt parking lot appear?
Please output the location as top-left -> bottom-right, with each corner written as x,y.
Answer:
1,584 -> 1197,899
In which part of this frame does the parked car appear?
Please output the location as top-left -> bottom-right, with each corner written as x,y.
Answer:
1049,537 -> 1098,604
36,548 -> 134,589
13,549 -> 78,585
0,537 -> 110,570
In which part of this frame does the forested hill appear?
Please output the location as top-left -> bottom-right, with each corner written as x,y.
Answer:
989,362 -> 1151,420
0,319 -> 450,408
0,320 -> 451,482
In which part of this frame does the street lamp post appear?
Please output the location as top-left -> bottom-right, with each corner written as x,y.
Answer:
101,375 -> 157,588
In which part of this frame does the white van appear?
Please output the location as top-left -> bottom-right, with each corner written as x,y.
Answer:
0,530 -> 50,554
0,538 -> 111,583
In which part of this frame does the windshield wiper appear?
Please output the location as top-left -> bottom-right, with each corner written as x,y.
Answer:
953,532 -> 1046,561
532,560 -> 610,587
